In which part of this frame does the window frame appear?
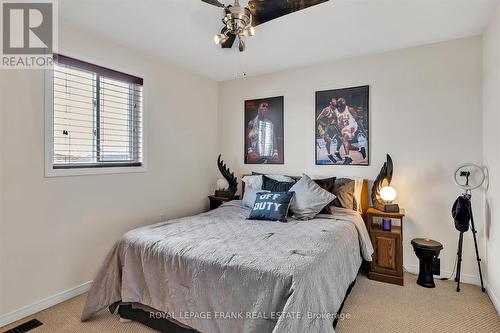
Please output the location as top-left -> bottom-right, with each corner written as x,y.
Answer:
44,54 -> 147,177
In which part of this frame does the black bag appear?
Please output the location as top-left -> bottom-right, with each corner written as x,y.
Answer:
452,196 -> 470,232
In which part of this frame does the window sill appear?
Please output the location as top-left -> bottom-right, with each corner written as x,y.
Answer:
44,165 -> 147,177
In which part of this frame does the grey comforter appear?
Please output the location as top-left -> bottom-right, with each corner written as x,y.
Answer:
82,201 -> 373,333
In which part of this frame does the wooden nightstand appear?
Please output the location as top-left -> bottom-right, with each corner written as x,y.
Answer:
208,195 -> 239,210
366,207 -> 405,286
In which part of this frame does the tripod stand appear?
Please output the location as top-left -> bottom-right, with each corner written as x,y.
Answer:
454,192 -> 485,292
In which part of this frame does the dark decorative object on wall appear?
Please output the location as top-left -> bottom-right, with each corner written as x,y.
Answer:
371,154 -> 399,212
244,96 -> 284,164
315,85 -> 369,165
215,154 -> 238,198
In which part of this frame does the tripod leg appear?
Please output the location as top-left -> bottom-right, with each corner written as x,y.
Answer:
455,236 -> 461,283
469,207 -> 486,292
456,232 -> 464,292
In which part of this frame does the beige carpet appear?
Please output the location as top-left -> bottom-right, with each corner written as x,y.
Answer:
2,273 -> 499,333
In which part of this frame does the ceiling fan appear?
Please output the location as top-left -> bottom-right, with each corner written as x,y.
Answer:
202,0 -> 329,52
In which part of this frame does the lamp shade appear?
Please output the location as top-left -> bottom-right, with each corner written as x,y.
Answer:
216,178 -> 229,191
380,186 -> 397,202
214,33 -> 228,45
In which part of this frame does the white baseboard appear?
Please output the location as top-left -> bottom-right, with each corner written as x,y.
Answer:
486,284 -> 500,315
403,264 -> 482,286
0,281 -> 92,328
405,264 -> 500,314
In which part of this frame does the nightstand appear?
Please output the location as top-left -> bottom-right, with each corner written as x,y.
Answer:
208,195 -> 239,210
367,207 -> 405,286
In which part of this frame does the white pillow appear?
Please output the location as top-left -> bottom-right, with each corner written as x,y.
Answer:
242,175 -> 263,189
242,176 -> 262,208
289,174 -> 336,220
242,187 -> 269,208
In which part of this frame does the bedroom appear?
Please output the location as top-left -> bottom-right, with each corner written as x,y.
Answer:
1,0 -> 500,332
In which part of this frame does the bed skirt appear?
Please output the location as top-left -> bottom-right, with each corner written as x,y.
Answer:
114,279 -> 357,333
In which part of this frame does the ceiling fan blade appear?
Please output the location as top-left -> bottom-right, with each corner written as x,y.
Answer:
249,0 -> 329,26
201,0 -> 225,8
221,31 -> 236,48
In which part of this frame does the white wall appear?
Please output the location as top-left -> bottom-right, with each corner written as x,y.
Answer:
0,24 -> 219,317
218,37 -> 484,281
483,4 -> 500,313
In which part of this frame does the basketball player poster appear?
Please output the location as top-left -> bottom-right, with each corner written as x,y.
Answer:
245,96 -> 284,164
315,86 -> 369,166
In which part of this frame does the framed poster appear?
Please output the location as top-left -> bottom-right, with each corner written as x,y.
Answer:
315,85 -> 369,165
244,96 -> 284,164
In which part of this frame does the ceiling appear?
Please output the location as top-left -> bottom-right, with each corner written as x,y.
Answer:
60,0 -> 499,81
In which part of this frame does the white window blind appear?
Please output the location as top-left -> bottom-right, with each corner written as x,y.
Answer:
52,54 -> 143,169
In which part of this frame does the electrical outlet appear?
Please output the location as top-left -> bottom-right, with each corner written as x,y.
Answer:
160,213 -> 166,222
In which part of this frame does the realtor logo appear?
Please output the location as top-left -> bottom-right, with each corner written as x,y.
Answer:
1,0 -> 57,68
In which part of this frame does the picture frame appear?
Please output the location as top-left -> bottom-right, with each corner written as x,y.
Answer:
244,96 -> 284,164
315,85 -> 369,166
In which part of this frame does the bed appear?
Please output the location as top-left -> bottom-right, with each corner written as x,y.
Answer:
81,177 -> 373,333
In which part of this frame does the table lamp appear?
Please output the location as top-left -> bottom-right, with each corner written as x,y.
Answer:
371,155 -> 400,212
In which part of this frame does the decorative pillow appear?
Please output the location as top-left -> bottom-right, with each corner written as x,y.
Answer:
242,187 -> 269,208
242,175 -> 265,208
248,192 -> 295,222
313,177 -> 336,193
332,178 -> 356,210
289,174 -> 336,220
313,177 -> 336,214
262,175 -> 296,192
251,172 -> 295,183
242,174 -> 295,198
242,175 -> 263,189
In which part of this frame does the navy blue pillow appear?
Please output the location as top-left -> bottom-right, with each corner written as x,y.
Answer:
248,192 -> 295,222
262,175 -> 296,192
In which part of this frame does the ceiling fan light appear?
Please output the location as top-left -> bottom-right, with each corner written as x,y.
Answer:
214,33 -> 228,45
242,26 -> 255,37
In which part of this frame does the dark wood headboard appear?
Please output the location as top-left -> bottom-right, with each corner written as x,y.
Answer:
240,174 -> 369,223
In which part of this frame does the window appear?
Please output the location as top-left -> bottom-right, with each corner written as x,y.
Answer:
48,54 -> 143,173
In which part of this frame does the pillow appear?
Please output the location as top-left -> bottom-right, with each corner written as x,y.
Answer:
313,177 -> 336,214
242,175 -> 263,189
313,177 -> 336,193
242,175 -> 265,208
332,178 -> 356,210
242,174 -> 295,197
262,175 -> 296,192
243,187 -> 269,208
289,174 -> 336,220
248,192 -> 295,222
251,172 -> 295,183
